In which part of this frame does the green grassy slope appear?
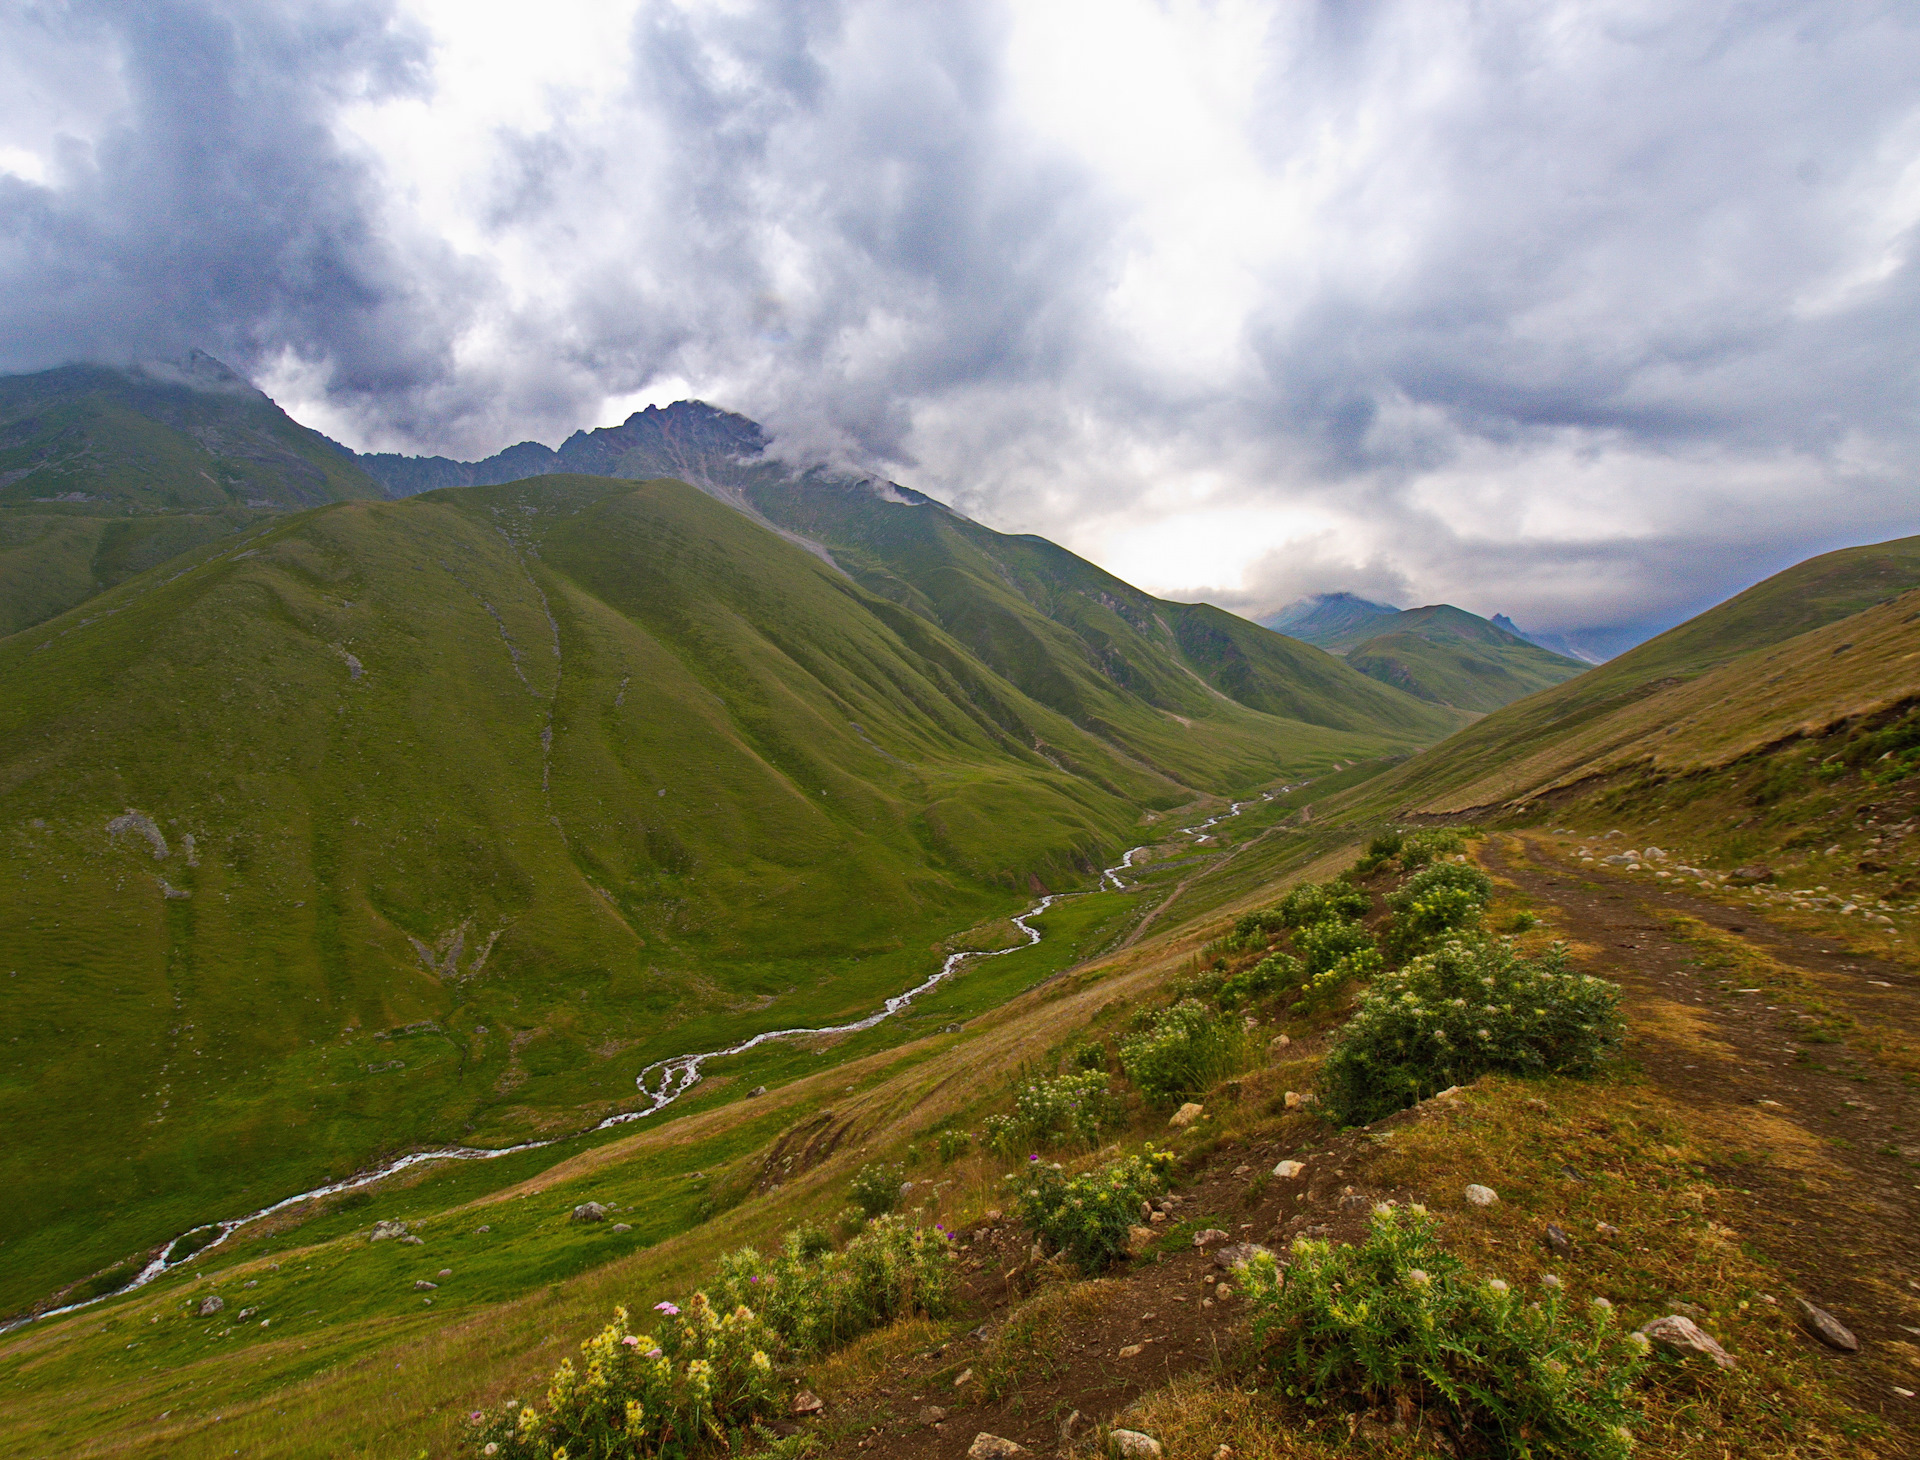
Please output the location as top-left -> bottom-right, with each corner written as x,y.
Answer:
1321,532 -> 1920,818
0,355 -> 385,633
736,474 -> 1472,743
1341,604 -> 1589,713
0,473 -> 1425,1315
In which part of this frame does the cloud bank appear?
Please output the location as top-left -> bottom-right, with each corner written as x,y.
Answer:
2,0 -> 1918,637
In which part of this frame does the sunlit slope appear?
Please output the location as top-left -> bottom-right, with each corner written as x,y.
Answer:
1346,532 -> 1920,816
739,474 -> 1473,743
0,474 -> 1413,1313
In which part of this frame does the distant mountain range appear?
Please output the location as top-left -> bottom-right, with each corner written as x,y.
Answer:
1260,592 -> 1592,712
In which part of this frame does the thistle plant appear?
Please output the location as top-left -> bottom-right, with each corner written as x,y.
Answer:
982,1069 -> 1125,1153
1008,1145 -> 1177,1272
1317,938 -> 1624,1126
1243,1205 -> 1645,1459
1119,999 -> 1251,1104
1383,860 -> 1495,956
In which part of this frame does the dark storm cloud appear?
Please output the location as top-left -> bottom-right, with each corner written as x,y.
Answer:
3,0 -> 1919,642
0,0 -> 472,400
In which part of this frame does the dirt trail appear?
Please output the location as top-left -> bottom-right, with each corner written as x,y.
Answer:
1485,835 -> 1920,1446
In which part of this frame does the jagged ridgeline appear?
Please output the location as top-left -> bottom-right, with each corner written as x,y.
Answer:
0,470 -> 1456,1314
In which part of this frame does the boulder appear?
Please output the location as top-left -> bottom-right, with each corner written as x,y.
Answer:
1639,1314 -> 1737,1369
369,1220 -> 408,1242
791,1390 -> 825,1416
918,1405 -> 948,1426
1544,1224 -> 1572,1255
1125,1225 -> 1156,1255
1464,1184 -> 1498,1207
1192,1228 -> 1230,1248
196,1295 -> 225,1317
1273,1159 -> 1305,1178
399,1234 -> 424,1245
747,1086 -> 766,1097
1728,865 -> 1776,885
1794,1298 -> 1859,1352
413,1280 -> 438,1291
1168,1102 -> 1204,1128
571,1202 -> 610,1223
611,1223 -> 633,1233
968,1436 -> 1027,1459
1111,1431 -> 1164,1460
1212,1242 -> 1273,1270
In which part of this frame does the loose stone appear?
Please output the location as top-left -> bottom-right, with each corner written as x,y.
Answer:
1639,1315 -> 1737,1370
1464,1184 -> 1498,1207
1794,1298 -> 1860,1352
967,1436 -> 1027,1459
1110,1430 -> 1164,1459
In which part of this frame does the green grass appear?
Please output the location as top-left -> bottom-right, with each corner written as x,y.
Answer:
1342,604 -> 1589,713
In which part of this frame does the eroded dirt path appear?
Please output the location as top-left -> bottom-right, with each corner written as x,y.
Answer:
1485,834 -> 1920,1444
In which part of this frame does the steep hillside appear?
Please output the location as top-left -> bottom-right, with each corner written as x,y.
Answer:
0,473 -> 1440,1315
1340,604 -> 1590,712
1329,532 -> 1920,819
361,401 -> 1473,744
0,354 -> 384,632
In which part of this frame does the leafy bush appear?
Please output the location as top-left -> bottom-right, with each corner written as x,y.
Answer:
1277,879 -> 1371,928
466,1295 -> 783,1458
1317,939 -> 1625,1126
1218,952 -> 1304,1009
1399,827 -> 1468,870
1068,1041 -> 1109,1072
1383,861 -> 1494,956
1007,1146 -> 1177,1272
1222,908 -> 1288,952
982,1069 -> 1125,1153
848,1161 -> 904,1218
710,1214 -> 954,1356
1354,828 -> 1405,875
1119,999 -> 1250,1104
935,1127 -> 972,1162
1291,918 -> 1383,1007
1243,1205 -> 1645,1459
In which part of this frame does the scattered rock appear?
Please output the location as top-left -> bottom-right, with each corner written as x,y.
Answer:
1639,1315 -> 1737,1370
1213,1242 -> 1273,1270
1544,1224 -> 1572,1255
1270,1033 -> 1291,1050
413,1280 -> 438,1291
1794,1299 -> 1860,1352
1192,1228 -> 1231,1248
397,1234 -> 424,1246
438,1269 -> 452,1278
1059,1410 -> 1086,1440
1283,1090 -> 1308,1109
1596,1222 -> 1622,1239
967,1435 -> 1027,1459
791,1390 -> 825,1416
474,1225 -> 491,1234
953,1368 -> 975,1388
1110,1430 -> 1164,1460
1464,1184 -> 1498,1207
571,1202 -> 610,1223
611,1223 -> 632,1233
918,1405 -> 948,1426
1213,1447 -> 1236,1460
1168,1102 -> 1204,1128
1273,1159 -> 1305,1178
747,1086 -> 766,1097
369,1220 -> 408,1242
1126,1225 -> 1156,1255
1728,865 -> 1776,885
196,1295 -> 225,1317
1118,1343 -> 1145,1358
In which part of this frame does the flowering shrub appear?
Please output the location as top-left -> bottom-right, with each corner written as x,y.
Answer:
465,1296 -> 782,1458
1008,1146 -> 1177,1272
1383,861 -> 1494,957
848,1161 -> 905,1217
935,1126 -> 972,1162
983,1069 -> 1126,1153
1119,999 -> 1251,1104
1398,826 -> 1469,870
1353,828 -> 1405,875
1291,918 -> 1383,1006
711,1213 -> 954,1356
1317,939 -> 1625,1126
1217,951 -> 1304,1009
1243,1205 -> 1645,1459
1277,879 -> 1371,928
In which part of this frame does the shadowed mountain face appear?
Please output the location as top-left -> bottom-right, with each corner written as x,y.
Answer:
1260,595 -> 1589,712
0,354 -> 384,634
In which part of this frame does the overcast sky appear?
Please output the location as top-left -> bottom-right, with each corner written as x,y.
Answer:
3,1 -> 1918,639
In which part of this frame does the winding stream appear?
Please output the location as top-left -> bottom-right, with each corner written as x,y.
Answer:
11,788 -> 1282,1330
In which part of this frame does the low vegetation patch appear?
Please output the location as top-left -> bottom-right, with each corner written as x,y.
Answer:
1008,1145 -> 1176,1273
1120,999 -> 1253,1104
1318,938 -> 1624,1127
848,1161 -> 905,1218
1382,860 -> 1494,957
1244,1205 -> 1646,1459
982,1068 -> 1127,1153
